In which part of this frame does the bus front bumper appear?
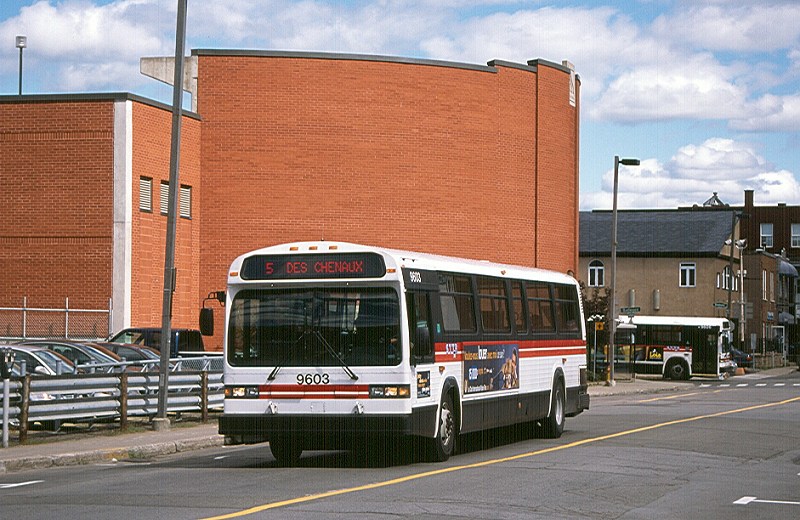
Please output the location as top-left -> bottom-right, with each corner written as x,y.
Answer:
219,411 -> 435,447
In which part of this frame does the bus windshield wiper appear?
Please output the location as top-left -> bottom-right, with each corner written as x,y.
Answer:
268,351 -> 289,380
313,330 -> 358,380
268,334 -> 305,380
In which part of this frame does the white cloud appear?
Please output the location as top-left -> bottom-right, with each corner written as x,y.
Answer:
652,3 -> 800,53
589,56 -> 750,122
670,138 -> 766,181
580,138 -> 800,210
0,0 -> 171,91
731,94 -> 800,132
8,1 -> 167,59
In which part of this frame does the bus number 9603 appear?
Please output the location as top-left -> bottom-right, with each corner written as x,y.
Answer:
297,373 -> 330,385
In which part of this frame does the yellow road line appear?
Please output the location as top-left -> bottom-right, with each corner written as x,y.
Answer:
638,391 -> 701,403
201,396 -> 800,520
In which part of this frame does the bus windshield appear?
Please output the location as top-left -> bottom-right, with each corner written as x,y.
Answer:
228,287 -> 401,367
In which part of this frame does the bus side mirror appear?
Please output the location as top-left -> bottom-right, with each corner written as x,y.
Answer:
200,308 -> 214,336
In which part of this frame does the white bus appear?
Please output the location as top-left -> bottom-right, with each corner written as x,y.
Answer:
207,242 -> 589,465
614,315 -> 736,380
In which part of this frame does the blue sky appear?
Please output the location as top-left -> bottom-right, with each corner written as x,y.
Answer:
2,0 -> 799,210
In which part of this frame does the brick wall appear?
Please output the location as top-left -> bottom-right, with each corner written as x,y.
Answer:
196,54 -> 580,347
1,54 -> 580,349
0,101 -> 114,310
130,102 -> 202,331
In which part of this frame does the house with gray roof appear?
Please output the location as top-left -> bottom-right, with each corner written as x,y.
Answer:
579,209 -> 741,321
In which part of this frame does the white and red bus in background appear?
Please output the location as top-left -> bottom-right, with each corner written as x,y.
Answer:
613,315 -> 736,380
206,242 -> 589,465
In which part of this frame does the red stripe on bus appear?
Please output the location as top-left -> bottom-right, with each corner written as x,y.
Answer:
257,384 -> 370,399
433,339 -> 586,362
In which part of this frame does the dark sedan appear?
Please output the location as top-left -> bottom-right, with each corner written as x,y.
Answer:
729,347 -> 754,369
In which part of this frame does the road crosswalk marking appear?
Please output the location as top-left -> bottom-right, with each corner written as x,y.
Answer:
697,382 -> 799,389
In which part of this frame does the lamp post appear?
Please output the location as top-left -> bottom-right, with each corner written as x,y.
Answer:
608,155 -> 640,386
724,211 -> 748,344
155,0 -> 188,431
16,35 -> 26,95
726,238 -> 747,346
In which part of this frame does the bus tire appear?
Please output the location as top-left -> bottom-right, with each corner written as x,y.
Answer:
666,360 -> 689,381
269,435 -> 302,467
427,392 -> 456,462
541,380 -> 565,438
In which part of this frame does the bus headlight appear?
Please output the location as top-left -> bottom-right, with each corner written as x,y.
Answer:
369,385 -> 410,398
225,386 -> 260,398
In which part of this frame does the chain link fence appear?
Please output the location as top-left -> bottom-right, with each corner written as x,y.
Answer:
0,298 -> 112,342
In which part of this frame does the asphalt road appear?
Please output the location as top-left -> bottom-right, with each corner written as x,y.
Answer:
2,370 -> 799,520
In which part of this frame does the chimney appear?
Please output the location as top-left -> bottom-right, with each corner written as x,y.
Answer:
744,189 -> 754,210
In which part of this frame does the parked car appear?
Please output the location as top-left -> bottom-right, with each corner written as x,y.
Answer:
98,342 -> 160,363
729,347 -> 754,369
107,327 -> 207,357
19,340 -> 121,372
4,344 -> 76,376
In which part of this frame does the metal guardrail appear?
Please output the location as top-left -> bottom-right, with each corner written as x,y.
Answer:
1,360 -> 223,445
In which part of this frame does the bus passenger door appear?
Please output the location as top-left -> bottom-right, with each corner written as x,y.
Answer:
408,291 -> 434,366
689,327 -> 717,375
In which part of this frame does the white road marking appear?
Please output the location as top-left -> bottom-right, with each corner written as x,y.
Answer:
755,383 -> 767,387
734,496 -> 800,506
0,480 -> 44,489
214,455 -> 228,460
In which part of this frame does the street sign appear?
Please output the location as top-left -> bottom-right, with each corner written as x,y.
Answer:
595,321 -> 604,331
713,302 -> 728,309
620,306 -> 640,316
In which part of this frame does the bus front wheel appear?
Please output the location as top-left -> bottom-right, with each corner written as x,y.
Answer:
427,393 -> 456,462
269,435 -> 303,467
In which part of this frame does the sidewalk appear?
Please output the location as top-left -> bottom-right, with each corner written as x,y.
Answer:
0,417 -> 223,475
2,366 -> 796,474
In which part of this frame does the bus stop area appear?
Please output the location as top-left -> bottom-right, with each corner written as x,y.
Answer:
2,365 -> 795,474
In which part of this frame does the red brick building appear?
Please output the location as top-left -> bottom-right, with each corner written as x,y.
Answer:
1,51 -> 580,350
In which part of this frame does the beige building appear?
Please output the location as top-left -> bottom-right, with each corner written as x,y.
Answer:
579,209 -> 742,322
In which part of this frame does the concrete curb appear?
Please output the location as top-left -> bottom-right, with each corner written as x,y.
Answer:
0,435 -> 224,475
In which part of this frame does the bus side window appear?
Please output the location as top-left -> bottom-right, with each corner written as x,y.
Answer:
408,292 -> 434,364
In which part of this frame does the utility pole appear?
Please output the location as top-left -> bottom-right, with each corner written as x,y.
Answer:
155,0 -> 188,431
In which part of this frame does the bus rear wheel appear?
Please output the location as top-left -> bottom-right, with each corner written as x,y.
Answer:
269,435 -> 303,467
665,360 -> 689,380
427,393 -> 456,462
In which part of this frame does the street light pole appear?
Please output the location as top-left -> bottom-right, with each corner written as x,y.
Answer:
155,0 -> 188,431
608,155 -> 640,386
16,36 -> 26,95
737,240 -> 747,347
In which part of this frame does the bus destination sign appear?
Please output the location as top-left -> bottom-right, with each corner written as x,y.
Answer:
240,253 -> 386,280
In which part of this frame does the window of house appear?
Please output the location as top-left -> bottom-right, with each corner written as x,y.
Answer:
763,270 -> 768,301
588,260 -> 605,287
792,223 -> 800,248
718,265 -> 732,290
760,223 -> 773,248
679,262 -> 696,287
770,271 -> 775,302
160,181 -> 170,215
139,177 -> 152,212
180,185 -> 192,219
